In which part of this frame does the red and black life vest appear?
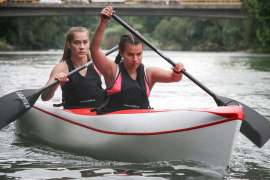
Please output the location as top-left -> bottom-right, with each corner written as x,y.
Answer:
95,61 -> 151,114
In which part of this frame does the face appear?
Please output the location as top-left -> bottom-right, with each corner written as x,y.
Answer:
67,32 -> 89,59
120,43 -> 143,70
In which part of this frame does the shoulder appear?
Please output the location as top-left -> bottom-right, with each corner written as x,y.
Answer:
51,61 -> 69,74
55,61 -> 68,70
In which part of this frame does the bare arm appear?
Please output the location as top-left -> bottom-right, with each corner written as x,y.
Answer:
147,62 -> 185,90
90,6 -> 117,88
41,62 -> 69,101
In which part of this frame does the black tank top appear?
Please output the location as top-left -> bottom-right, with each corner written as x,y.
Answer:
61,58 -> 104,109
96,62 -> 150,114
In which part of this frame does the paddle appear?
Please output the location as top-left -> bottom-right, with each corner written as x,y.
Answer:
109,13 -> 270,148
0,45 -> 119,130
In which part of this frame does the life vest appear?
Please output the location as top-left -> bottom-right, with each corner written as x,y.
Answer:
61,58 -> 105,109
95,62 -> 151,114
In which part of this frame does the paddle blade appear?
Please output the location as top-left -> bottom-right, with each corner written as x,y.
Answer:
0,89 -> 40,129
215,95 -> 270,148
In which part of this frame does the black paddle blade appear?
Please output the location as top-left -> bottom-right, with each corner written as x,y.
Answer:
215,95 -> 270,148
0,89 -> 40,129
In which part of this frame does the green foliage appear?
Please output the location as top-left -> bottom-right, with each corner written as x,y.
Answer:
129,16 -> 163,34
102,23 -> 128,49
242,0 -> 270,51
0,13 -> 268,52
220,20 -> 245,51
0,16 -> 98,50
101,17 -> 162,49
155,18 -> 187,50
154,18 -> 224,51
153,17 -> 262,51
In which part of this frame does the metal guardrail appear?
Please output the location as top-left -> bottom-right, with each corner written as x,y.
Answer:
0,0 -> 242,5
0,3 -> 245,18
180,0 -> 241,5
132,0 -> 241,5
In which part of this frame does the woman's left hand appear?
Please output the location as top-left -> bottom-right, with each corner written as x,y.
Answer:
171,62 -> 185,74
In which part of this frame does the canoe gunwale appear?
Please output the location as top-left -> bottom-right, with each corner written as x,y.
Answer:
33,102 -> 243,136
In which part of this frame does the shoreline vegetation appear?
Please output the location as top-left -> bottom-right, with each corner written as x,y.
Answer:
0,40 -> 255,53
0,1 -> 269,53
0,40 -> 15,50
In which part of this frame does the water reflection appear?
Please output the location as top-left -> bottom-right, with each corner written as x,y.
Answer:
0,134 -> 226,179
213,56 -> 270,72
0,159 -> 225,179
246,57 -> 270,72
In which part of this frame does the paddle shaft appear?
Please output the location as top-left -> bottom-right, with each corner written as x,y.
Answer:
111,13 -> 270,148
38,45 -> 119,93
111,14 -> 218,100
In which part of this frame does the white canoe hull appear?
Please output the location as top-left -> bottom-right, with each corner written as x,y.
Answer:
15,100 -> 243,169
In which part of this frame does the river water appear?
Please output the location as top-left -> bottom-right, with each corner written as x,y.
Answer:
0,50 -> 270,179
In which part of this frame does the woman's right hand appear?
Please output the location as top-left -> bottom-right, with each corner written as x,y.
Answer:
55,72 -> 69,87
100,6 -> 115,22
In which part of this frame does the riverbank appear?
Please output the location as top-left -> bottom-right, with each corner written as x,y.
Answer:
159,40 -> 255,53
0,40 -> 15,50
0,40 -> 257,53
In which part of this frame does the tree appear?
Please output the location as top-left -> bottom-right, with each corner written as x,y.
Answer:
242,0 -> 270,51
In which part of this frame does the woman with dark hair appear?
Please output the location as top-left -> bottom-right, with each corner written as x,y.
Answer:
41,27 -> 104,109
90,6 -> 185,114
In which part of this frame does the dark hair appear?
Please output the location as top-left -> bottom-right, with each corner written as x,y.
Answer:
60,27 -> 91,62
115,34 -> 144,88
115,34 -> 143,64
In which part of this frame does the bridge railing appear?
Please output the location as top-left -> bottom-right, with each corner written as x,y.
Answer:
133,0 -> 241,5
0,0 -> 242,5
179,0 -> 241,5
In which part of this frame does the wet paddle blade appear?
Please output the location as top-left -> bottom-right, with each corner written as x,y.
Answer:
215,95 -> 270,148
0,89 -> 40,129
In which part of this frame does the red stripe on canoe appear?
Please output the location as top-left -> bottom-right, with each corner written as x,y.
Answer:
33,105 -> 243,135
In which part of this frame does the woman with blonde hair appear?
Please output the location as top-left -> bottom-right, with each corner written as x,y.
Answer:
41,27 -> 104,109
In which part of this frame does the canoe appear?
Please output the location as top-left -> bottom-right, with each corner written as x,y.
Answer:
15,100 -> 243,170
